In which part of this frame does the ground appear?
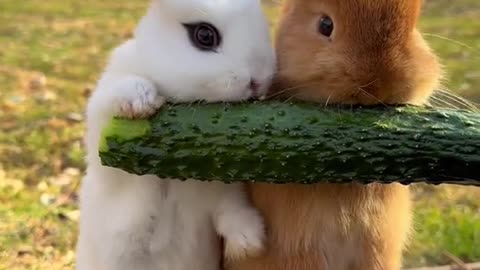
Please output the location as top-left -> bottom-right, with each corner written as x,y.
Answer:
0,0 -> 479,269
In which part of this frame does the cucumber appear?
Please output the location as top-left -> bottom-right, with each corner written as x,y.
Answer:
99,101 -> 480,186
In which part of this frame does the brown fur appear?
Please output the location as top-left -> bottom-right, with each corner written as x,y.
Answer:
226,0 -> 441,269
272,0 -> 440,106
228,184 -> 411,270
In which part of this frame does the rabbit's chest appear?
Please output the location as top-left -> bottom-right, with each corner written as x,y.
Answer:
148,194 -> 221,269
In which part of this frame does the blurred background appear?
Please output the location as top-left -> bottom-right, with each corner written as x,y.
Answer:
0,0 -> 479,269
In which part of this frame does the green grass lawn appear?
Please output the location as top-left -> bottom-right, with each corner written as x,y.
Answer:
0,0 -> 479,269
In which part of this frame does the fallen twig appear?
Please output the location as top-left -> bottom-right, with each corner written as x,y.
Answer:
443,251 -> 470,270
406,262 -> 480,270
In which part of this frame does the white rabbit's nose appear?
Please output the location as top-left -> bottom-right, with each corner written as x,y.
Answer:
249,79 -> 260,95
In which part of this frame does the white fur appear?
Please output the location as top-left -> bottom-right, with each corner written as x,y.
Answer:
75,0 -> 275,269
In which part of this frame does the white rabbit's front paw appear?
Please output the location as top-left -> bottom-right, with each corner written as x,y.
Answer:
113,76 -> 165,119
221,208 -> 265,261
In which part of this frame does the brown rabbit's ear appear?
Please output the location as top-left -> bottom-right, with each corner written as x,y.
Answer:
388,0 -> 423,34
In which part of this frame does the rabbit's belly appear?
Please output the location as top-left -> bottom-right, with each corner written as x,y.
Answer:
150,201 -> 221,270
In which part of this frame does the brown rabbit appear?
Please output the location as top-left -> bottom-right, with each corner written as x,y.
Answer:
226,0 -> 442,270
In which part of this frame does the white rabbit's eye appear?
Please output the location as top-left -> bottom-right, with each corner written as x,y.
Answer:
318,16 -> 334,38
183,22 -> 221,52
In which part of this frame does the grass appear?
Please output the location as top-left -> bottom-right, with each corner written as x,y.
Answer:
421,0 -> 480,105
0,0 -> 478,269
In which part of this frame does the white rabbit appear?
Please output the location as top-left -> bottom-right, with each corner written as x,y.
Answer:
75,0 -> 276,269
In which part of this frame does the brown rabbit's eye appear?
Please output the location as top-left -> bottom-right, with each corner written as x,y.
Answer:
318,16 -> 334,37
183,22 -> 222,52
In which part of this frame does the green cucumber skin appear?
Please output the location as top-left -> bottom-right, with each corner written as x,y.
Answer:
99,101 -> 480,186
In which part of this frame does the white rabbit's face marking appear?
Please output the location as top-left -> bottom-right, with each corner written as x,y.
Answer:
133,0 -> 276,103
183,22 -> 222,52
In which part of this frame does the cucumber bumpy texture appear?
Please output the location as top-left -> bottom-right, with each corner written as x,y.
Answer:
99,101 -> 480,186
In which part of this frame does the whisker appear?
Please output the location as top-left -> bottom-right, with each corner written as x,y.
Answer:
434,92 -> 479,111
429,95 -> 462,110
357,87 -> 387,107
424,100 -> 434,108
266,82 -> 324,99
226,78 -> 232,93
359,78 -> 378,89
194,7 -> 208,16
187,100 -> 196,108
266,86 -> 299,99
423,33 -> 480,57
433,88 -> 480,112
283,93 -> 303,103
188,101 -> 199,120
324,92 -> 333,108
437,87 -> 480,107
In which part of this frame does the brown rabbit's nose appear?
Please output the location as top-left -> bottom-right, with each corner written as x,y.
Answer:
249,79 -> 260,95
